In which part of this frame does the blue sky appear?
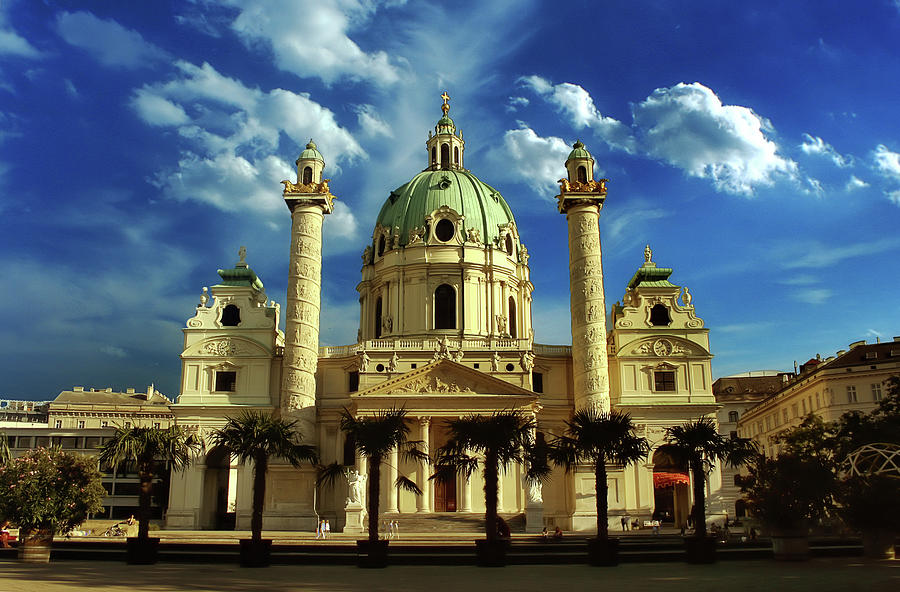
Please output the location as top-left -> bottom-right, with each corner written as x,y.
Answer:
2,0 -> 899,400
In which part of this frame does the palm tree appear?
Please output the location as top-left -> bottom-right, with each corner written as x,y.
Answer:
318,407 -> 427,544
550,409 -> 649,541
99,425 -> 198,542
433,409 -> 537,543
211,411 -> 317,543
664,417 -> 756,538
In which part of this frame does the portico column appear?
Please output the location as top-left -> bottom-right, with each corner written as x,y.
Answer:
558,190 -> 610,412
417,417 -> 432,512
387,446 -> 399,513
459,447 -> 473,512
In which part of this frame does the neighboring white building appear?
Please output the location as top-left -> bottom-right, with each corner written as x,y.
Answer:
163,96 -> 726,533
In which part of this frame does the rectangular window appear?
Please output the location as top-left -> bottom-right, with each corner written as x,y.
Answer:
101,420 -> 109,428
765,416 -> 771,430
78,420 -> 85,429
783,409 -> 789,424
791,404 -> 798,418
847,385 -> 858,403
214,371 -> 237,392
654,371 -> 676,392
872,383 -> 883,401
348,371 -> 359,392
533,372 -> 544,394
775,413 -> 780,427
801,400 -> 807,414
153,422 -> 161,430
85,436 -> 102,449
54,420 -> 62,429
815,393 -> 821,408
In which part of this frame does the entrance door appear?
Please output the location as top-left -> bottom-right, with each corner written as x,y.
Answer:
434,478 -> 457,512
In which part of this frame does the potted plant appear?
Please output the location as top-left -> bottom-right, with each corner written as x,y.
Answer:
0,447 -> 105,562
99,425 -> 198,564
741,453 -> 835,560
549,409 -> 648,566
664,417 -> 756,563
433,409 -> 538,567
837,467 -> 899,559
212,411 -> 318,567
318,407 -> 427,568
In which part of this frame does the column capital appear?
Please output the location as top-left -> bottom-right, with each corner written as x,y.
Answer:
285,192 -> 336,214
418,416 -> 432,427
556,193 -> 605,214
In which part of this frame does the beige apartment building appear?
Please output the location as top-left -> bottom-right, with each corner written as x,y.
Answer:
738,339 -> 900,457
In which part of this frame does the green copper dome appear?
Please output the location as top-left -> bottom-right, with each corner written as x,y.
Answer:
566,140 -> 592,162
374,169 -> 518,248
298,140 -> 324,163
436,115 -> 456,133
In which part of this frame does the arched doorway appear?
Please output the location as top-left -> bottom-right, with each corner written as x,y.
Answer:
202,446 -> 235,530
651,445 -> 690,528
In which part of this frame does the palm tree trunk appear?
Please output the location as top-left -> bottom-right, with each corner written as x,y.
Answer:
367,454 -> 382,543
138,464 -> 152,541
484,450 -> 498,542
691,458 -> 706,538
595,455 -> 608,540
251,453 -> 268,542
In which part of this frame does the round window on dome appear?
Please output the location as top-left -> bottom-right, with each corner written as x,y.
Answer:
435,219 -> 455,242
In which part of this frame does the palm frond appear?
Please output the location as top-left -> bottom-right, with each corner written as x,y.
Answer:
395,475 -> 423,496
315,462 -> 347,488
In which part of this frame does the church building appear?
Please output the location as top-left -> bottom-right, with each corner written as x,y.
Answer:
164,95 -> 722,533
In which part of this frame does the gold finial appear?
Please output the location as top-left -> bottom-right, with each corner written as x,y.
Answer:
644,244 -> 652,263
440,91 -> 450,116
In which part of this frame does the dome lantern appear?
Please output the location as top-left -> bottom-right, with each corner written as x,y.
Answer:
564,140 -> 595,184
296,139 -> 325,186
426,91 -> 465,171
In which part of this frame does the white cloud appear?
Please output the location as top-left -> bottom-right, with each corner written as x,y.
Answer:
632,83 -> 798,195
489,125 -> 572,197
792,288 -> 832,305
100,345 -> 127,358
802,176 -> 824,197
799,133 -> 850,167
63,78 -> 78,99
506,96 -> 529,112
782,238 -> 900,269
523,79 -> 798,196
519,76 -> 634,151
355,104 -> 393,138
603,203 -> 669,251
55,11 -> 168,69
225,0 -> 401,85
846,175 -> 869,191
0,18 -> 39,58
873,144 -> 900,205
324,201 -> 360,242
133,61 -> 364,219
131,89 -> 189,126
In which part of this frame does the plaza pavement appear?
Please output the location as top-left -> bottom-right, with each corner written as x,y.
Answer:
0,558 -> 897,592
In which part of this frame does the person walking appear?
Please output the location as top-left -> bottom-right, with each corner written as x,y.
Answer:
620,516 -> 627,532
324,519 -> 331,539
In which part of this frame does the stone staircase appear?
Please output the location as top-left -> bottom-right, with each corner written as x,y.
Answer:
378,512 -> 526,534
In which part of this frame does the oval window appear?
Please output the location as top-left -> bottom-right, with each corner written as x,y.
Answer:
435,219 -> 455,242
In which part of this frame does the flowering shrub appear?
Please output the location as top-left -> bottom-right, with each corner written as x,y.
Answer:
0,447 -> 105,534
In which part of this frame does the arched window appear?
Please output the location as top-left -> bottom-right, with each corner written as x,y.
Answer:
377,235 -> 386,257
505,234 -> 514,256
649,304 -> 671,326
434,284 -> 456,329
374,297 -> 383,339
440,143 -> 450,169
728,411 -> 739,423
302,166 -> 313,185
577,165 -> 587,183
221,304 -> 241,326
508,296 -> 517,338
431,146 -> 436,165
454,146 -> 459,164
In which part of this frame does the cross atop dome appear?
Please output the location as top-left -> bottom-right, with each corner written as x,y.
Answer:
441,91 -> 451,116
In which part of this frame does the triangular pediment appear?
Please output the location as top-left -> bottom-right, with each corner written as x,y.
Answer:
355,359 -> 537,397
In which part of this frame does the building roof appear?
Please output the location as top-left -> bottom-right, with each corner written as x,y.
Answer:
565,140 -> 593,162
627,263 -> 676,290
53,387 -> 171,407
373,168 -> 518,248
824,340 -> 900,369
297,140 -> 324,163
712,375 -> 787,402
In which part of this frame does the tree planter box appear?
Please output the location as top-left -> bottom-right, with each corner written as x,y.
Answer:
357,539 -> 389,568
126,537 -> 160,565
862,530 -> 896,560
19,529 -> 53,564
475,539 -> 509,567
587,537 -> 619,566
771,532 -> 809,561
239,539 -> 272,568
684,536 -> 717,564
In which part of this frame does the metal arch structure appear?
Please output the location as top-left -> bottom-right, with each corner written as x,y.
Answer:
843,443 -> 900,477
